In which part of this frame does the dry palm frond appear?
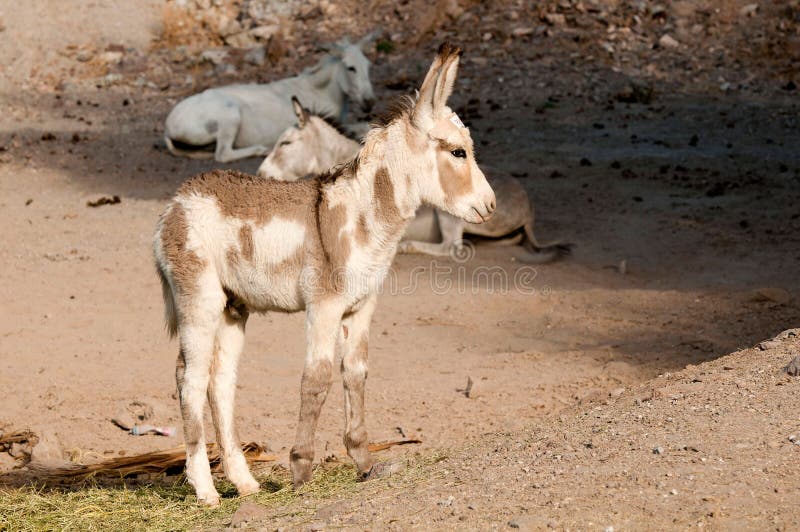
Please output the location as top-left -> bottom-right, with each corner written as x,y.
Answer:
0,430 -> 39,452
0,437 -> 422,486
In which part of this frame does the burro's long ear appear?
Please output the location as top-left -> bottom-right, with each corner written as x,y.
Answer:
291,96 -> 309,128
433,44 -> 461,113
357,29 -> 380,52
412,42 -> 462,127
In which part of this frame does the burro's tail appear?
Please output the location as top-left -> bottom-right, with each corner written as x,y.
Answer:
511,221 -> 573,264
156,262 -> 179,338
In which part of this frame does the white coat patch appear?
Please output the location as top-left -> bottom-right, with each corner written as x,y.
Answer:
251,218 -> 306,264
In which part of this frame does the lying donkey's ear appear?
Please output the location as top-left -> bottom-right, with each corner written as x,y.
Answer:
357,30 -> 381,52
292,96 -> 309,128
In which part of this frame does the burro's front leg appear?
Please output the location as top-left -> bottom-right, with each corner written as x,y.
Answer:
290,301 -> 344,489
339,294 -> 378,478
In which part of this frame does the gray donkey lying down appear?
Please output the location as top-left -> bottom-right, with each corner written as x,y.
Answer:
258,97 -> 572,263
164,34 -> 377,163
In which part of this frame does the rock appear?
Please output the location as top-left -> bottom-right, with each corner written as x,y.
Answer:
250,24 -> 279,41
784,355 -> 800,376
758,340 -> 782,351
244,46 -> 266,66
30,431 -> 66,467
437,495 -> 454,507
76,49 -> 95,62
653,446 -> 664,455
98,51 -> 123,65
361,461 -> 403,480
230,501 -> 268,528
99,74 -> 123,87
750,288 -> 792,305
512,27 -> 534,38
200,48 -> 229,65
225,31 -> 258,49
659,34 -> 680,48
544,13 -> 566,26
739,4 -> 759,17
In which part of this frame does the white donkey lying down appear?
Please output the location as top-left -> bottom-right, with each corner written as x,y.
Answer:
164,34 -> 377,163
258,98 -> 572,263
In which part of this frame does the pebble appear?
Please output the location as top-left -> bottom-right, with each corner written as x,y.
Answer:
659,34 -> 680,49
653,446 -> 664,455
739,4 -> 759,17
784,355 -> 800,376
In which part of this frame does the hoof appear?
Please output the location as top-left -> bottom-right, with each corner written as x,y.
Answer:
197,492 -> 221,507
290,455 -> 313,490
237,479 -> 261,497
359,461 -> 402,481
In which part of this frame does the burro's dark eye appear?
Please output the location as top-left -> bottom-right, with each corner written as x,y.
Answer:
347,66 -> 356,72
279,140 -> 291,147
451,148 -> 467,158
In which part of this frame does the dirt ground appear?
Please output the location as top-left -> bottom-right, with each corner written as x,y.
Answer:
1,0 -> 799,529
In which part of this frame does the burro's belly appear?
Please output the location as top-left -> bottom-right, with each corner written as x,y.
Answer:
226,264 -> 306,313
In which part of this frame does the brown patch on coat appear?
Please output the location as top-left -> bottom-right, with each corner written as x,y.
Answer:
177,169 -> 315,226
319,202 -> 351,269
225,247 -> 240,270
373,167 -> 403,227
159,203 -> 205,296
437,153 -> 473,200
239,224 -> 254,262
355,213 -> 370,246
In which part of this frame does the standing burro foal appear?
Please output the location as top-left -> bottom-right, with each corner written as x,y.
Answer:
153,43 -> 495,506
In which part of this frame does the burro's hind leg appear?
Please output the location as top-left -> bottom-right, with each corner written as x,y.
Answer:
290,301 -> 344,488
176,283 -> 226,506
207,305 -> 260,497
339,294 -> 378,478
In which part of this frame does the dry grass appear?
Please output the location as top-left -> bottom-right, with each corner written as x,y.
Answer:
0,452 -> 445,531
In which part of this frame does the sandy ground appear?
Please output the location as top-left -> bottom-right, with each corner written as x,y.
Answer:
1,0 -> 799,528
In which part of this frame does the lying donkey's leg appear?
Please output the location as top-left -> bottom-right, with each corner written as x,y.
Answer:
207,306 -> 260,497
339,294 -> 378,477
213,111 -> 270,163
290,301 -> 344,488
177,305 -> 224,506
398,211 -> 466,257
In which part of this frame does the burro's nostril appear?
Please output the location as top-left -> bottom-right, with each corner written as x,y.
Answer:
489,199 -> 496,212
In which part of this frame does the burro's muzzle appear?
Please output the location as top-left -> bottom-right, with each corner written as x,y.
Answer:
467,169 -> 496,224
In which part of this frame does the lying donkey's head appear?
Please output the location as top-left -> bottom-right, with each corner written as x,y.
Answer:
327,33 -> 378,113
381,43 -> 495,224
257,97 -> 359,180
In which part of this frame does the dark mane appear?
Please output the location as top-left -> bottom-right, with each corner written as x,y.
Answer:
373,94 -> 416,127
314,156 -> 360,184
